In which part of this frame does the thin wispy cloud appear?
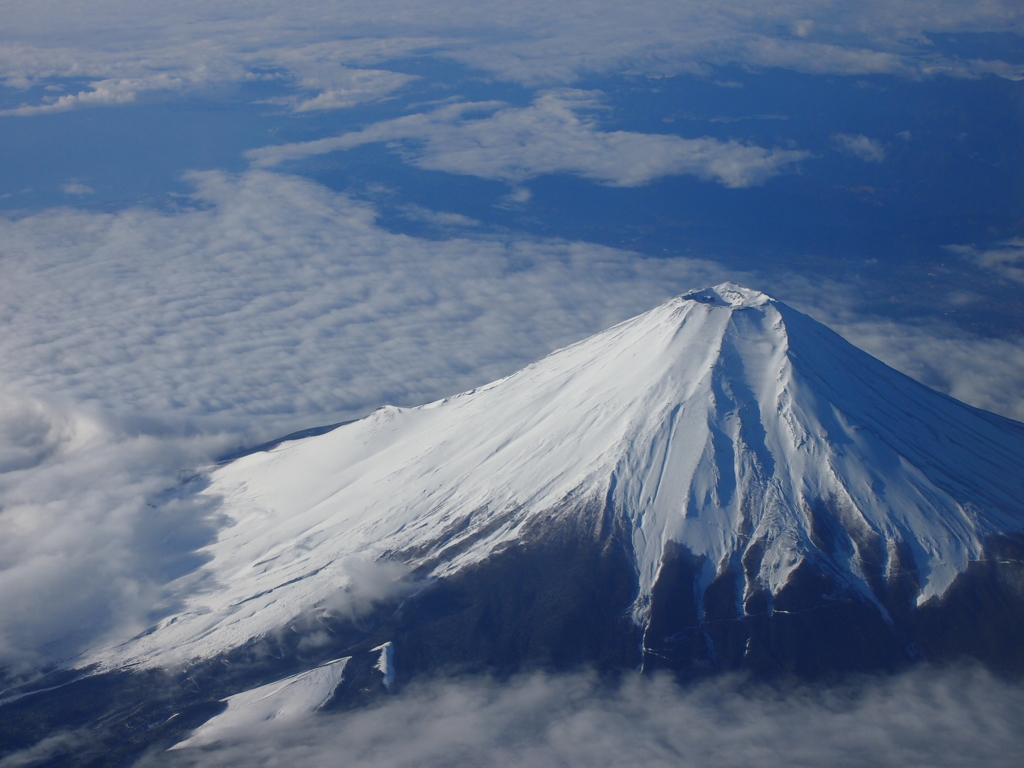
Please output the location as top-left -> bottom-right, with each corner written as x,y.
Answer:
944,239 -> 1024,285
248,90 -> 810,188
263,65 -> 418,112
831,132 -> 886,162
398,203 -> 483,228
60,183 -> 94,195
1,1 -> 1022,115
0,76 -> 180,117
136,667 -> 1024,768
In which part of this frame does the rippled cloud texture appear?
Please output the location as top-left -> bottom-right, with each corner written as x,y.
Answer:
2,0 -> 1022,110
131,667 -> 1024,768
0,171 -> 727,435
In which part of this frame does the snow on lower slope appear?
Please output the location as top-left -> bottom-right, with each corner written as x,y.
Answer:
170,657 -> 349,749
94,283 -> 1024,668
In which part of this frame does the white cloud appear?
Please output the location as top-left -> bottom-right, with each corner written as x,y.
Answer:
0,38 -> 428,116
0,729 -> 90,768
248,90 -> 810,188
134,667 -> 1024,768
61,183 -> 94,195
945,239 -> 1024,285
0,170 -> 725,438
503,187 -> 532,205
938,57 -> 1024,80
0,54 -> 414,118
267,61 -> 419,112
832,132 -> 886,162
0,76 -> 182,117
398,203 -> 482,228
0,1 -> 1021,115
0,395 -> 231,670
793,19 -> 815,38
60,184 -> 94,196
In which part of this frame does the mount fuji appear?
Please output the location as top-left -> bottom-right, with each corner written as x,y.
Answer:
4,283 -> 1024,763
104,283 -> 1024,672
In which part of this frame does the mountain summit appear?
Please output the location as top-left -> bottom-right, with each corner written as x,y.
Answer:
100,283 -> 1024,677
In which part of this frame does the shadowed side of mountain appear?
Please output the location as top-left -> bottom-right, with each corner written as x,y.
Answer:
379,506 -> 1024,683
387,495 -> 641,679
3,515 -> 1024,766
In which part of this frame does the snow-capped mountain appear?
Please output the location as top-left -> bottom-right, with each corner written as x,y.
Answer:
6,283 -> 1024,766
96,282 -> 1024,675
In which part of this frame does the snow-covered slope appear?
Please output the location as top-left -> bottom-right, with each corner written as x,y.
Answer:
96,283 -> 1024,668
169,657 -> 349,749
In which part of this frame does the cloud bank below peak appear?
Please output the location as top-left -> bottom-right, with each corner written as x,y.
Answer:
139,667 -> 1024,768
248,90 -> 810,188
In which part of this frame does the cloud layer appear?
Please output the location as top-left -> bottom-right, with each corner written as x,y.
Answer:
249,90 -> 810,187
832,133 -> 886,163
0,170 -> 725,436
945,239 -> 1024,285
136,666 -> 1024,768
1,0 -> 1022,115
